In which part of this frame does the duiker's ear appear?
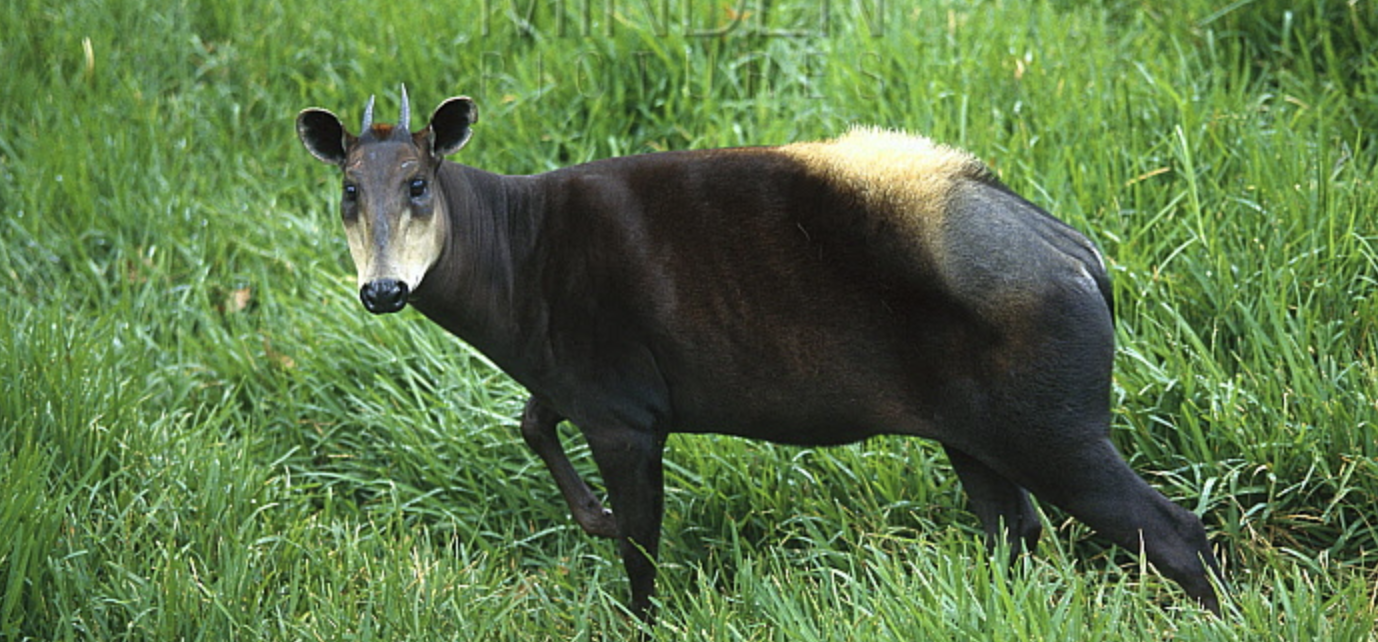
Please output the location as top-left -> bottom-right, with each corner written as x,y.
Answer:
297,108 -> 351,165
427,97 -> 477,158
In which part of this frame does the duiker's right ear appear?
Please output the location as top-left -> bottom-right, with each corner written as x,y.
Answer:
427,97 -> 478,158
297,108 -> 352,165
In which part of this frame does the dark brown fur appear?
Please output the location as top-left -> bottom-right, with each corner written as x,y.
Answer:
297,94 -> 1223,622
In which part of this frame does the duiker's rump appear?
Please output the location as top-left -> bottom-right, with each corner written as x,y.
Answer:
296,87 -> 1223,621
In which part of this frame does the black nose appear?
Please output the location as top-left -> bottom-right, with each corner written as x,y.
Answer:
360,279 -> 409,314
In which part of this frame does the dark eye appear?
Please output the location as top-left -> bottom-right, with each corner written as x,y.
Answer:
343,182 -> 358,201
409,178 -> 428,198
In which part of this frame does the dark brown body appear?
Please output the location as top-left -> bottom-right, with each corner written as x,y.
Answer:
297,94 -> 1222,622
417,149 -> 1103,449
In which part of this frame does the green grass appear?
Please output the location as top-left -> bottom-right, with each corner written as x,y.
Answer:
3,0 -> 1377,639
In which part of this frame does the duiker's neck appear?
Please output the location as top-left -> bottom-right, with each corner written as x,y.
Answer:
408,161 -> 547,368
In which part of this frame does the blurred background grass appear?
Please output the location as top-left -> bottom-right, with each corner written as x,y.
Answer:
1,0 -> 1376,639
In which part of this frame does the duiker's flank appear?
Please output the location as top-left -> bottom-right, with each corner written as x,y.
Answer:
297,87 -> 1223,622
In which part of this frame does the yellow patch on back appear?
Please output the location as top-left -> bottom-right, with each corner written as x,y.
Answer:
777,126 -> 992,245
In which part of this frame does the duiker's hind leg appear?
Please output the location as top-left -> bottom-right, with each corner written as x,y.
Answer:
1008,436 -> 1223,613
944,445 -> 1042,561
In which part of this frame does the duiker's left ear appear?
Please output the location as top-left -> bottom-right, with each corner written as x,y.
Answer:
425,96 -> 478,158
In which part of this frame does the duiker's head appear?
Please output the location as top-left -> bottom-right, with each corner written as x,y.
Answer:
296,86 -> 478,313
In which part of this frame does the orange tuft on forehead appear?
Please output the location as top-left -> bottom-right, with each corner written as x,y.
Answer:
368,123 -> 396,138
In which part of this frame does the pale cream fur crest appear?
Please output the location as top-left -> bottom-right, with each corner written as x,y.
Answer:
777,126 -> 992,247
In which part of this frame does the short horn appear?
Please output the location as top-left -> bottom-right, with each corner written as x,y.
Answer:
397,84 -> 411,133
361,95 -> 376,131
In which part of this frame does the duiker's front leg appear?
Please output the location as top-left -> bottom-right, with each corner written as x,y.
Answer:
519,398 -> 618,538
585,424 -> 665,622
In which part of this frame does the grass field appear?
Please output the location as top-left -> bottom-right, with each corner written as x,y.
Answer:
3,0 -> 1377,639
